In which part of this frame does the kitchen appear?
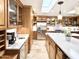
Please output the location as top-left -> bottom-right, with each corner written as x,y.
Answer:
0,0 -> 79,59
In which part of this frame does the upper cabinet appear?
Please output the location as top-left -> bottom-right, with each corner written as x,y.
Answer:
63,17 -> 79,26
0,0 -> 5,26
0,0 -> 23,29
17,0 -> 23,26
7,0 -> 23,28
0,0 -> 6,29
33,16 -> 37,25
8,0 -> 17,28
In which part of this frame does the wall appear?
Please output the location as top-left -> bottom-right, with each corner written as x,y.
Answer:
6,28 -> 17,37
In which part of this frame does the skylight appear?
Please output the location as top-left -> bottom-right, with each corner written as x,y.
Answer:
41,0 -> 57,12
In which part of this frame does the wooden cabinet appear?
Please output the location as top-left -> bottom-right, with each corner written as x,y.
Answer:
25,40 -> 29,57
63,17 -> 79,26
0,0 -> 23,28
0,30 -> 6,56
37,16 -> 47,22
16,0 -> 23,26
56,48 -> 63,59
17,7 -> 22,25
0,0 -> 5,26
33,31 -> 37,39
0,29 -> 18,59
0,0 -> 7,29
49,44 -> 56,59
46,35 -> 56,59
20,43 -> 26,59
8,0 -> 17,28
33,16 -> 37,25
46,35 -> 69,59
7,0 -> 23,28
46,35 -> 50,54
77,17 -> 79,26
56,47 -> 68,59
20,40 -> 29,59
49,40 -> 56,59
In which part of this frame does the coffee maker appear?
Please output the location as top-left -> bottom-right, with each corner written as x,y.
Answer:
7,32 -> 16,44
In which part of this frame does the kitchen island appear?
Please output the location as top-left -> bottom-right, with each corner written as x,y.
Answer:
46,33 -> 79,59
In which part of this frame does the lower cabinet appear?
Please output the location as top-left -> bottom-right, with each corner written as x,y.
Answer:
20,43 -> 26,59
49,43 -> 56,59
56,48 -> 63,59
56,47 -> 69,59
25,40 -> 29,57
46,35 -> 69,59
46,35 -> 50,53
20,40 -> 28,59
46,35 -> 56,59
33,31 -> 37,39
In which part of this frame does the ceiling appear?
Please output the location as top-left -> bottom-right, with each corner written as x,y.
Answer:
20,0 -> 79,16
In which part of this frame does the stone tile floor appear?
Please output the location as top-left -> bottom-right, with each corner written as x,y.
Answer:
27,40 -> 49,59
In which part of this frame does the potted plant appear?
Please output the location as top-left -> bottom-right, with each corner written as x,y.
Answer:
64,28 -> 71,41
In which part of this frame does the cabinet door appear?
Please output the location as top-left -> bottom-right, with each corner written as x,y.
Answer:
0,0 -> 5,25
16,0 -> 23,26
46,36 -> 50,54
56,54 -> 61,59
25,40 -> 28,58
8,0 -> 17,28
56,48 -> 64,59
33,31 -> 37,39
56,47 -> 69,59
20,44 -> 26,59
49,43 -> 55,59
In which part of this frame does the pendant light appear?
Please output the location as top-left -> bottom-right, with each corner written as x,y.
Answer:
58,1 -> 64,20
58,10 -> 62,20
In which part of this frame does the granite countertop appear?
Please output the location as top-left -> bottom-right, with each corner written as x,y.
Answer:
46,33 -> 79,59
6,34 -> 29,49
47,26 -> 79,32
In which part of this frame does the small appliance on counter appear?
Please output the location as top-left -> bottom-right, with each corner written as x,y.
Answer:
7,32 -> 16,44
